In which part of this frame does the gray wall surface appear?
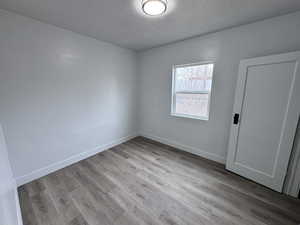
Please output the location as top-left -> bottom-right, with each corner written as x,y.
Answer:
137,11 -> 300,163
0,10 -> 138,181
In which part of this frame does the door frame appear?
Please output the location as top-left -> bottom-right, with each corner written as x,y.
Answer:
226,51 -> 300,192
284,119 -> 300,198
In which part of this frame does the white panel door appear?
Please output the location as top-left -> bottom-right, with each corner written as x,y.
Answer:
226,51 -> 300,192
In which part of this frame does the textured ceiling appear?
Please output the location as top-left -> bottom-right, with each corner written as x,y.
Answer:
0,0 -> 300,50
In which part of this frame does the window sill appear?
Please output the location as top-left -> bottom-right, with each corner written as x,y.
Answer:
170,113 -> 209,121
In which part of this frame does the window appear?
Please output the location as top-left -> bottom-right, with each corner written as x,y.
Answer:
171,62 -> 214,120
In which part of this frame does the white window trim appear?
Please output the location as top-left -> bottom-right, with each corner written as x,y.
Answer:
171,61 -> 215,121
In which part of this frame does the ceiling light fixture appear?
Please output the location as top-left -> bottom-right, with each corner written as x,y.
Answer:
142,0 -> 167,16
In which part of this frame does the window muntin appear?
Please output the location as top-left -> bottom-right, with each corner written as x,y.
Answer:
171,62 -> 214,120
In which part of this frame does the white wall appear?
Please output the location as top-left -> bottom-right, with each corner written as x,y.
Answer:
0,10 -> 138,185
138,11 -> 300,163
0,124 -> 22,225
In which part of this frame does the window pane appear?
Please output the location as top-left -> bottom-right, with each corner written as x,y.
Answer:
173,63 -> 214,119
175,64 -> 213,92
175,93 -> 209,118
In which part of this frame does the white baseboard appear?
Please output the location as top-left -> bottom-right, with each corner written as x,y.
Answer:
15,133 -> 225,186
15,134 -> 137,186
140,132 -> 226,164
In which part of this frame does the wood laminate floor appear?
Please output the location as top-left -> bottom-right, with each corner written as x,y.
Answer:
19,137 -> 300,225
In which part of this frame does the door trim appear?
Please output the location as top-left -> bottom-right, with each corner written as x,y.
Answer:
284,119 -> 300,197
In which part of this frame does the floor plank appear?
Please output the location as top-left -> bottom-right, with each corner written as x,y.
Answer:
18,137 -> 300,225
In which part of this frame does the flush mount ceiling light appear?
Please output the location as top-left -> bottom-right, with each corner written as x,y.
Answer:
142,0 -> 167,16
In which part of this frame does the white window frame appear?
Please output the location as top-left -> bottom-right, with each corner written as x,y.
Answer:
171,61 -> 215,121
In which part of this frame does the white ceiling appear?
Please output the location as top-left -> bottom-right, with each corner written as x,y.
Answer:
0,0 -> 300,50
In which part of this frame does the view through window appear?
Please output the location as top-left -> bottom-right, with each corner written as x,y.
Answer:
171,62 -> 214,120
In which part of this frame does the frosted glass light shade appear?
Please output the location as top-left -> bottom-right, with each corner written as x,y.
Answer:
142,0 -> 167,16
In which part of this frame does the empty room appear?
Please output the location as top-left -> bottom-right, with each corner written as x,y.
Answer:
1,0 -> 300,224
